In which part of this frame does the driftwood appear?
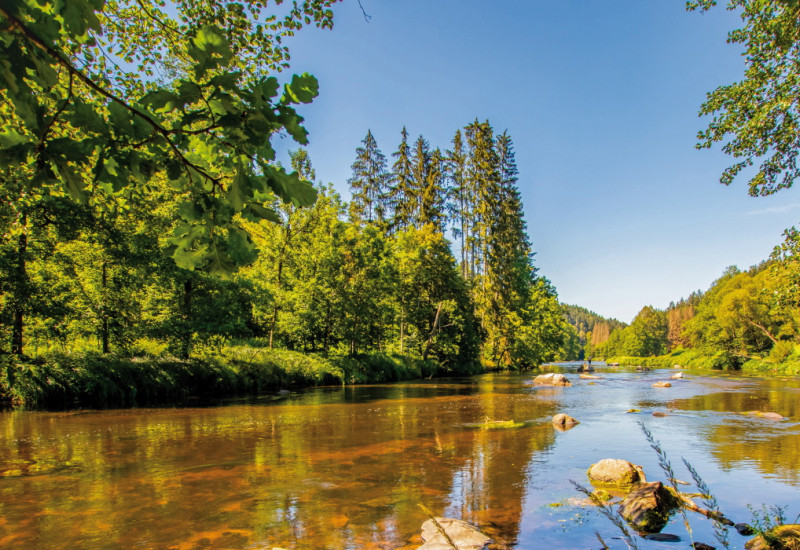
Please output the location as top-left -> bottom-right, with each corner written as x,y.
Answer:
676,492 -> 735,526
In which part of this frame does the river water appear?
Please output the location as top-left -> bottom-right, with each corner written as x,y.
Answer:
1,365 -> 799,549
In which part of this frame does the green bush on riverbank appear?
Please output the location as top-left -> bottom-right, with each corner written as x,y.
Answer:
606,345 -> 800,375
0,347 -> 448,408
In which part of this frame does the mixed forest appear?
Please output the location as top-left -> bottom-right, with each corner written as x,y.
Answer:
1,0 -> 800,407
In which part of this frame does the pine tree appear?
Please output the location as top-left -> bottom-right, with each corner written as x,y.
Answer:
388,127 -> 416,231
348,130 -> 389,224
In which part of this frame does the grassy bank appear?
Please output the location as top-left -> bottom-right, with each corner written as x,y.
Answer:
0,345 -> 444,409
606,345 -> 800,376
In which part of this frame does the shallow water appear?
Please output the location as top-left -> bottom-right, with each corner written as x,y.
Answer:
1,366 -> 799,549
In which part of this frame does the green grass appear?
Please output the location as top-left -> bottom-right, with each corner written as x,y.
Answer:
0,346 -> 447,409
606,345 -> 800,376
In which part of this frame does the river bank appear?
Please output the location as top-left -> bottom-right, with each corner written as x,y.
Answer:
605,346 -> 800,376
0,345 -> 465,409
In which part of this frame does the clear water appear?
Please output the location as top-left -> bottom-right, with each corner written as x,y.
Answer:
1,365 -> 799,549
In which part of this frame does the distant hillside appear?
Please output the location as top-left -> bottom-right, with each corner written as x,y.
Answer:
562,305 -> 627,360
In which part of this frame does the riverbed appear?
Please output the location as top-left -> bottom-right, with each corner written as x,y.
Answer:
1,365 -> 799,549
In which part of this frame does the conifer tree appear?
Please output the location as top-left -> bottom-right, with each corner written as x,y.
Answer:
448,129 -> 471,278
348,130 -> 389,224
464,120 -> 501,279
388,127 -> 417,231
410,135 -> 432,228
419,148 -> 448,233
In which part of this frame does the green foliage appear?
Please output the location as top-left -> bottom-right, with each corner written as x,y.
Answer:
331,352 -> 437,384
688,0 -> 800,195
562,305 -> 626,360
601,306 -> 668,358
0,0 -> 329,274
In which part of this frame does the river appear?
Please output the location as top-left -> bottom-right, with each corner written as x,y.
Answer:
1,365 -> 799,549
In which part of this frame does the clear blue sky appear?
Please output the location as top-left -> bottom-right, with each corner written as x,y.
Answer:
274,0 -> 800,324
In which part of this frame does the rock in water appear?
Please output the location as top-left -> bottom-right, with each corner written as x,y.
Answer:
533,373 -> 571,387
419,518 -> 491,550
735,523 -> 756,536
652,381 -> 672,388
618,481 -> 679,533
552,413 -> 580,430
580,373 -> 601,379
671,372 -> 684,379
587,459 -> 646,486
745,524 -> 800,550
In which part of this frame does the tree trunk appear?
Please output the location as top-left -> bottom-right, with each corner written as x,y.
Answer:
101,261 -> 109,354
181,279 -> 192,359
422,302 -> 444,361
10,214 -> 27,356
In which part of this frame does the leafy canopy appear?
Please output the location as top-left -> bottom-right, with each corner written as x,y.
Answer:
689,0 -> 800,195
0,0 -> 336,274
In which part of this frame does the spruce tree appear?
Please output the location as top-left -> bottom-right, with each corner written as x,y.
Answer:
447,129 -> 471,278
410,135 -> 432,228
419,148 -> 448,233
388,127 -> 417,231
348,130 -> 389,224
464,120 -> 500,279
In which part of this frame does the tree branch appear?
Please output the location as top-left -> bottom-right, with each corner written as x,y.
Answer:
1,8 -> 222,190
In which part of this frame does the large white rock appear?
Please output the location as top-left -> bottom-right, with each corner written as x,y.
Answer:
419,518 -> 491,550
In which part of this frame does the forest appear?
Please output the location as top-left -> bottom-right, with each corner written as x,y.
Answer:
1,0 -> 800,408
563,231 -> 800,374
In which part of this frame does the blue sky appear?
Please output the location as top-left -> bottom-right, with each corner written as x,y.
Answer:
274,0 -> 800,323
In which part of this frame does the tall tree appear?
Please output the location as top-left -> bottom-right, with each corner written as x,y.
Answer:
419,148 -> 448,233
447,129 -> 471,278
464,120 -> 500,279
388,126 -> 416,231
348,130 -> 389,224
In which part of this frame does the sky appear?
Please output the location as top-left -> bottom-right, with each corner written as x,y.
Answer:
272,0 -> 800,324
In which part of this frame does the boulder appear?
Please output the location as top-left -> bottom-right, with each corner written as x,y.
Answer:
419,518 -> 491,550
652,411 -> 668,417
636,366 -> 652,371
580,373 -> 601,379
671,372 -> 684,379
652,381 -> 672,388
746,411 -> 785,421
744,524 -> 800,550
618,481 -> 679,533
587,459 -> 646,486
736,523 -> 756,536
552,413 -> 579,430
577,364 -> 595,373
533,373 -> 571,387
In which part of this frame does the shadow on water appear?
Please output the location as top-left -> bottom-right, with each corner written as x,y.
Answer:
1,370 -> 800,549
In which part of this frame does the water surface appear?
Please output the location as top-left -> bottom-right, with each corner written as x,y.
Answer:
2,366 -> 799,549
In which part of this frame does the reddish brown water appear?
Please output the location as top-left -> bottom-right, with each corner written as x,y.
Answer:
1,369 -> 799,549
